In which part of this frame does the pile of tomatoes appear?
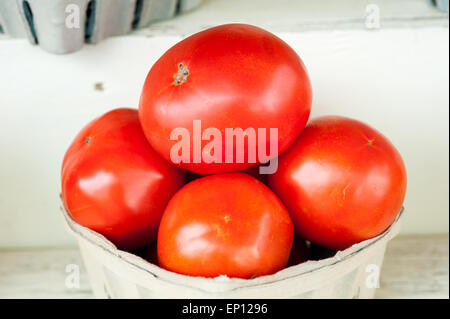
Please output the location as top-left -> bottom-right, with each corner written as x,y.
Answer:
61,24 -> 407,279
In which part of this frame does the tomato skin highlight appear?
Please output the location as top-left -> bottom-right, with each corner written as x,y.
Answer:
268,116 -> 407,250
139,23 -> 312,174
61,108 -> 186,250
157,173 -> 294,279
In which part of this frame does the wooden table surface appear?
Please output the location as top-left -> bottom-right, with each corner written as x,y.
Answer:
0,235 -> 448,299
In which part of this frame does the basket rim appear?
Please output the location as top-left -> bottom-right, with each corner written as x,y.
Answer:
60,197 -> 403,291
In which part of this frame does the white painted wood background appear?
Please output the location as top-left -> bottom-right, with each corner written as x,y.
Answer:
0,0 -> 448,248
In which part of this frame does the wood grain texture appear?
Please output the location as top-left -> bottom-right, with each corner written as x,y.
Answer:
376,235 -> 449,299
0,248 -> 92,299
0,235 -> 447,299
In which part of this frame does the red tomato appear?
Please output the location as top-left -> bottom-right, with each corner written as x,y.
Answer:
61,108 -> 185,250
268,116 -> 407,250
157,173 -> 294,278
139,24 -> 312,174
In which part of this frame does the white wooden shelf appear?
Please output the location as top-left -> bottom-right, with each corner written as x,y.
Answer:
137,0 -> 448,36
1,0 -> 447,42
0,235 -> 448,299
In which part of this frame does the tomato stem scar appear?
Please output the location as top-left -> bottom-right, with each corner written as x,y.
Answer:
173,63 -> 189,85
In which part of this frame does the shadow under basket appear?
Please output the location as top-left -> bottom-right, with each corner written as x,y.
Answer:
61,205 -> 404,299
